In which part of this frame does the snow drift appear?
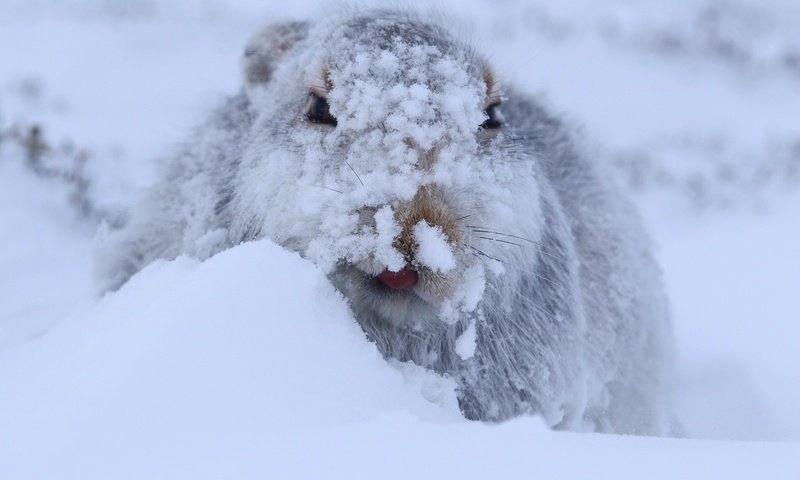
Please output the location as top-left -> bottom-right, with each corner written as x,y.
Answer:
0,238 -> 797,478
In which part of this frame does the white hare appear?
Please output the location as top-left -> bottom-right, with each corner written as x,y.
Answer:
98,9 -> 673,435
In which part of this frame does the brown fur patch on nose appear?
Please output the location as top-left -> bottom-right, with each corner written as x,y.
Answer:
484,69 -> 502,106
394,185 -> 460,264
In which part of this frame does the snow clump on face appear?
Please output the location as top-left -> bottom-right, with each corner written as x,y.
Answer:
412,221 -> 456,273
326,37 -> 486,151
300,22 -> 493,272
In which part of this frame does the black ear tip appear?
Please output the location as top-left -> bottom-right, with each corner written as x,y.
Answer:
242,21 -> 311,89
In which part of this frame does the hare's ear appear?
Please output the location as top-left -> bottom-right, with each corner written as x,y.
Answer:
242,21 -> 309,93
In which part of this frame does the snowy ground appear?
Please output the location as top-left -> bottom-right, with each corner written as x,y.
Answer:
1,0 -> 799,478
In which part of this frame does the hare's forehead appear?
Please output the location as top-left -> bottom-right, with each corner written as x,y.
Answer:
304,38 -> 495,106
335,45 -> 467,83
303,19 -> 469,83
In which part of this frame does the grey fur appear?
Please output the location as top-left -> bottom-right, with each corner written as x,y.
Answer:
97,9 -> 673,435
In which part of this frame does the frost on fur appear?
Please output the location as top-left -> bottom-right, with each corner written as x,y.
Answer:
97,9 -> 673,435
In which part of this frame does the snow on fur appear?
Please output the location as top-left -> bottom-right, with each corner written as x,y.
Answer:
413,221 -> 456,272
95,8 -> 671,434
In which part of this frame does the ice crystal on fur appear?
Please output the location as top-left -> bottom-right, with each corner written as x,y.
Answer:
412,221 -> 456,273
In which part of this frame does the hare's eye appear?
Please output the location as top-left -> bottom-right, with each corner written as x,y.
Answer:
480,103 -> 503,130
306,93 -> 337,127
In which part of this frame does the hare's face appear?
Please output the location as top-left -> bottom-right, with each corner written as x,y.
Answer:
238,13 -> 542,325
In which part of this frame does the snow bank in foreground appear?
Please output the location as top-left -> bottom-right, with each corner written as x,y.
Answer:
0,158 -> 93,348
2,240 -> 798,479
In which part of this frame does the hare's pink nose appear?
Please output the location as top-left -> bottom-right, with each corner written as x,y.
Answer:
377,267 -> 418,289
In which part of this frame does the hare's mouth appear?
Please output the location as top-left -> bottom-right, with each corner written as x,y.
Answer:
375,267 -> 418,290
329,261 -> 458,326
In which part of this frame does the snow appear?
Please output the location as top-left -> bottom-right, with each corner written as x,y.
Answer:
412,221 -> 456,272
1,0 -> 799,477
455,319 -> 478,360
371,205 -> 406,273
647,192 -> 800,440
2,237 -> 798,479
439,262 -> 488,325
0,156 -> 94,349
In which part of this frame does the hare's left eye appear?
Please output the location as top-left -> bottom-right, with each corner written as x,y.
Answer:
306,93 -> 337,127
480,103 -> 503,130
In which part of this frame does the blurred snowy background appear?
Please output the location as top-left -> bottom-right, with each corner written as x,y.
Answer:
1,0 -> 798,478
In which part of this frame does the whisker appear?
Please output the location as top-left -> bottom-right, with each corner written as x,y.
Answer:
467,245 -> 504,264
518,291 -> 561,325
345,161 -> 364,186
465,241 -> 563,289
467,225 -> 566,261
316,185 -> 343,194
534,247 -> 565,263
478,236 -> 522,248
530,271 -> 562,290
466,226 -> 534,244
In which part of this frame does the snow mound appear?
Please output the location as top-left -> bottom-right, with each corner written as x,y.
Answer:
0,240 -> 460,477
2,239 -> 798,479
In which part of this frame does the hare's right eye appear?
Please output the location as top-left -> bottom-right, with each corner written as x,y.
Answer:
306,93 -> 337,127
480,102 -> 503,130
